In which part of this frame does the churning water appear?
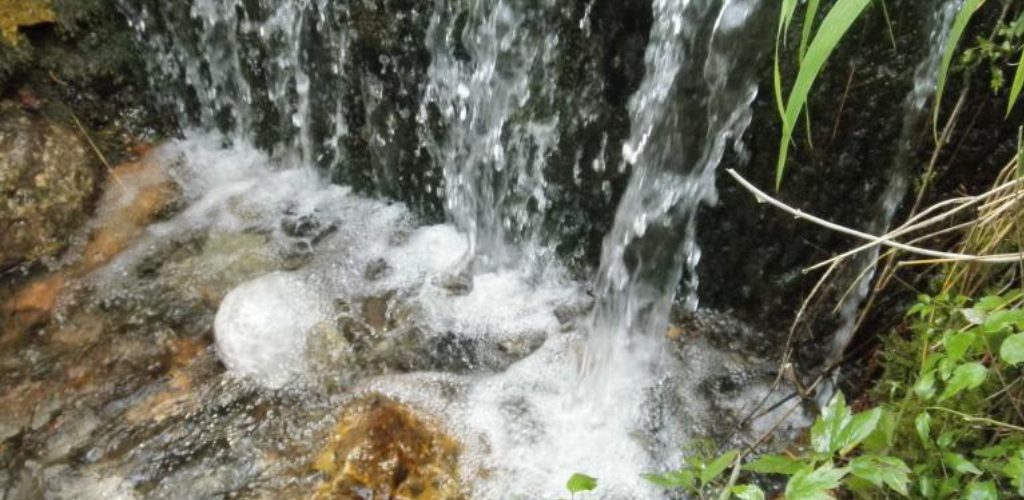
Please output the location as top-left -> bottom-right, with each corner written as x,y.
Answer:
1,0 -> 964,498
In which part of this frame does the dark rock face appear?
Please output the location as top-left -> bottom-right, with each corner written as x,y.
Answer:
0,105 -> 98,271
697,1 -> 956,340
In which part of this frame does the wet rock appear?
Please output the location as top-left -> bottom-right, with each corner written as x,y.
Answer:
281,210 -> 338,244
1,274 -> 64,343
40,409 -> 101,462
312,395 -> 463,500
0,105 -> 98,270
363,258 -> 391,281
553,295 -> 595,331
440,269 -> 473,296
162,231 -> 278,305
79,156 -> 178,273
362,295 -> 390,332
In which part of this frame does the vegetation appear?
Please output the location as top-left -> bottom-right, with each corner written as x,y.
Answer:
772,0 -> 1024,187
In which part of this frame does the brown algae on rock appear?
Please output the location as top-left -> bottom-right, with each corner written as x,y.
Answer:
313,394 -> 464,500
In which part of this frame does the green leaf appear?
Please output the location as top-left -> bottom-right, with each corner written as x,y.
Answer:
850,455 -> 911,496
836,407 -> 881,455
934,0 -> 983,136
1001,333 -> 1024,365
976,295 -> 1008,312
785,464 -> 849,500
775,0 -> 871,188
566,473 -> 598,495
965,480 -> 998,500
913,370 -> 937,400
939,362 -> 987,401
944,330 -> 976,363
643,470 -> 695,491
983,310 -> 1024,333
729,484 -> 765,500
812,393 -> 851,454
915,412 -> 932,446
862,408 -> 896,451
1002,453 -> 1024,496
743,454 -> 803,475
701,450 -> 738,485
1008,48 -> 1024,116
943,452 -> 983,475
798,0 -> 820,61
773,0 -> 800,121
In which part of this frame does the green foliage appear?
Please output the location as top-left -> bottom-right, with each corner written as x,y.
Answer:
955,4 -> 1024,115
563,473 -> 597,499
773,0 -> 872,189
744,393 -> 910,499
642,440 -> 739,497
934,0 -> 984,135
866,291 -> 1024,498
646,394 -> 907,499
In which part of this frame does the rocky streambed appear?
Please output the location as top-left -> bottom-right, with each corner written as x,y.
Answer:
0,134 -> 805,499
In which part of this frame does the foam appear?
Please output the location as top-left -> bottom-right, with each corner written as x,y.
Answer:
214,272 -> 328,389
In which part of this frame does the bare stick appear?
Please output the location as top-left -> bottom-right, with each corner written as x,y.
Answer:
726,169 -> 1024,264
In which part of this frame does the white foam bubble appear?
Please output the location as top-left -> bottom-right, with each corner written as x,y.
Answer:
214,272 -> 328,389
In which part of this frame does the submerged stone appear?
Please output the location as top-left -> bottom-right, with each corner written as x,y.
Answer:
312,394 -> 463,500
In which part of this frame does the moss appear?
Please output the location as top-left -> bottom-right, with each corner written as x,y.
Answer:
0,0 -> 54,46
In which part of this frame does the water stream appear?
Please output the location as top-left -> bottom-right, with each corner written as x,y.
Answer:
0,1 -> 963,498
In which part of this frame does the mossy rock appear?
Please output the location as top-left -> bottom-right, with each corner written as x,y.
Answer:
0,104 -> 98,270
313,394 -> 464,499
0,0 -> 54,46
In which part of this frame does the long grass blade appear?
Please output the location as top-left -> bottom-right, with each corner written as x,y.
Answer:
1007,48 -> 1024,117
776,0 -> 872,189
774,0 -> 801,122
799,0 -> 821,61
934,0 -> 984,137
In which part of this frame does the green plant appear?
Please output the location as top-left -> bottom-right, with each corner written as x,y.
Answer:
879,291 -> 1024,498
561,472 -> 597,499
746,393 -> 911,499
643,441 -> 762,499
643,394 -> 907,499
771,0 -> 1017,186
773,0 -> 872,189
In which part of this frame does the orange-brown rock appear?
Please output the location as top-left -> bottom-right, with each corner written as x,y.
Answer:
79,157 -> 178,273
312,394 -> 464,500
1,274 -> 64,344
2,148 -> 178,344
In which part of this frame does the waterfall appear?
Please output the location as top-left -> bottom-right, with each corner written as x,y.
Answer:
827,0 -> 960,362
120,0 -> 349,167
420,0 -> 561,272
580,0 -> 765,394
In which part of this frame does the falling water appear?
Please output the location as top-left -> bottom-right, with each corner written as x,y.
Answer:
580,0 -> 766,394
120,0 -> 350,168
420,0 -> 561,271
828,0 -> 960,360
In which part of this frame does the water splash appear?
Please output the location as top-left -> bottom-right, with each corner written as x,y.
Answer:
581,0 -> 766,397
